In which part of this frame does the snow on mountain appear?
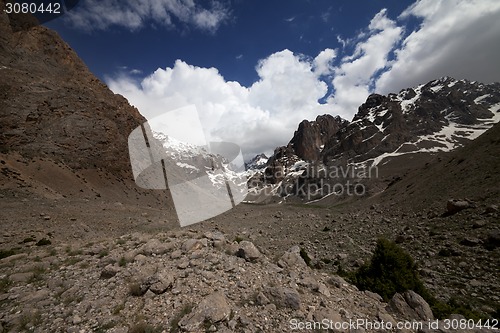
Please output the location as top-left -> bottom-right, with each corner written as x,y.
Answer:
246,77 -> 500,203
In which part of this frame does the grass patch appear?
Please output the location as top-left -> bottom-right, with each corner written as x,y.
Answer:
29,265 -> 47,283
21,237 -> 36,244
129,321 -> 162,333
169,304 -> 193,333
0,277 -> 12,293
112,303 -> 125,315
64,257 -> 83,266
95,321 -> 117,333
66,247 -> 83,256
18,310 -> 42,330
0,249 -> 17,259
118,257 -> 128,267
129,282 -> 145,297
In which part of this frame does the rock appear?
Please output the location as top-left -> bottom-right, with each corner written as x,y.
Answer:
313,308 -> 342,325
289,114 -> 348,161
388,290 -> 433,321
182,239 -> 205,253
178,291 -> 230,331
460,237 -> 481,247
472,220 -> 486,229
278,246 -> 307,268
100,265 -> 119,279
485,204 -> 498,213
9,272 -> 34,283
264,287 -> 301,310
235,241 -> 261,261
254,292 -> 269,306
484,231 -> 500,250
365,290 -> 383,302
140,238 -> 172,255
146,271 -> 174,295
446,199 -> 470,214
72,315 -> 82,325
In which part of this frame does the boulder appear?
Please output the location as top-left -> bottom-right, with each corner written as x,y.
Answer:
178,291 -> 231,331
446,199 -> 470,214
388,290 -> 433,321
235,241 -> 261,261
264,286 -> 301,310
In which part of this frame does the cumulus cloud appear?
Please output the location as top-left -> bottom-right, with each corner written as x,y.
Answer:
327,9 -> 403,119
65,0 -> 230,32
107,1 -> 500,158
313,48 -> 337,76
108,50 -> 330,159
376,0 -> 500,93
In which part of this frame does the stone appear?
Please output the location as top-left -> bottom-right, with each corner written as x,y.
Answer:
235,241 -> 261,261
182,239 -> 204,253
485,231 -> 500,250
446,199 -> 470,214
72,315 -> 82,325
460,237 -> 481,247
472,220 -> 486,229
140,238 -> 172,255
264,287 -> 301,310
147,271 -> 174,295
9,272 -> 34,283
178,291 -> 231,331
485,204 -> 498,213
100,265 -> 119,279
388,290 -> 433,321
278,246 -> 307,268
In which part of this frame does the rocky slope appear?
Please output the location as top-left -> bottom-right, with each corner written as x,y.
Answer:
3,226 -> 495,333
0,0 -> 173,210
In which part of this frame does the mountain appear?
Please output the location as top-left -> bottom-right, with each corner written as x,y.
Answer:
323,77 -> 500,167
0,3 -> 175,209
245,153 -> 268,170
250,77 -> 500,203
0,4 -> 499,328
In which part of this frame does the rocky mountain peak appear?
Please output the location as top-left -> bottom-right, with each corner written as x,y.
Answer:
245,153 -> 269,170
289,114 -> 348,161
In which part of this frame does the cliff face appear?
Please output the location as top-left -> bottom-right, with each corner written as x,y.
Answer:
0,0 -> 145,173
289,114 -> 348,162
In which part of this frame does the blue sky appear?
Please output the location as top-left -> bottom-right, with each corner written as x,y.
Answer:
46,0 -> 500,158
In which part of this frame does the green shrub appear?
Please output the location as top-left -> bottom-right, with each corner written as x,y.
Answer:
351,238 -> 431,302
348,238 -> 488,320
118,257 -> 128,267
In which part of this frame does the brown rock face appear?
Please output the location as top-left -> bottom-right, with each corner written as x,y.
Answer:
0,1 -> 145,174
289,114 -> 348,161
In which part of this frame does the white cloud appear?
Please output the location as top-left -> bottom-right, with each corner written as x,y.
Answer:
376,0 -> 500,93
313,48 -> 337,76
107,2 -> 500,158
327,9 -> 403,119
65,0 -> 230,32
108,50 -> 330,159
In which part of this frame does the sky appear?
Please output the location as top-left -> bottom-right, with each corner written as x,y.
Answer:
45,0 -> 500,159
